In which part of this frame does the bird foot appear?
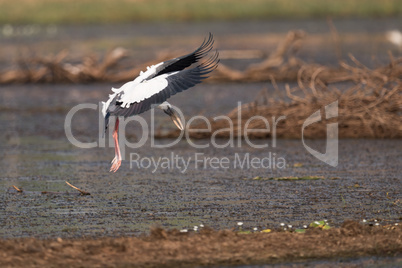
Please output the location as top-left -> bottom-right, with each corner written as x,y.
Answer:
110,156 -> 122,172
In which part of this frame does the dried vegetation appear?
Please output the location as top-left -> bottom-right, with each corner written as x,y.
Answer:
162,31 -> 402,139
1,30 -> 401,139
169,52 -> 402,139
1,221 -> 401,268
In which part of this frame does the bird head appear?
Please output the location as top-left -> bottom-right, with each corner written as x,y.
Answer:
160,102 -> 184,130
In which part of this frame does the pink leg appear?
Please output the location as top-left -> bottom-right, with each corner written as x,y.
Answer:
110,118 -> 122,172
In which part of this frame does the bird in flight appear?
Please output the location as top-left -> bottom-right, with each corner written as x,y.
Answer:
101,33 -> 219,172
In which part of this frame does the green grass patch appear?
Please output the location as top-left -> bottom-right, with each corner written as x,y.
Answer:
0,0 -> 401,25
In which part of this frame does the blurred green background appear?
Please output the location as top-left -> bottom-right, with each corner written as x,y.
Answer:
0,0 -> 401,25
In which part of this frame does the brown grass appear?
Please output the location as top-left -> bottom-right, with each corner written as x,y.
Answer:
158,52 -> 401,139
0,47 -> 156,84
157,32 -> 402,139
1,31 -> 401,139
2,30 -> 400,85
1,221 -> 401,268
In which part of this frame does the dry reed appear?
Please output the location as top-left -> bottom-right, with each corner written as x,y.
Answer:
157,52 -> 402,139
1,31 -> 400,139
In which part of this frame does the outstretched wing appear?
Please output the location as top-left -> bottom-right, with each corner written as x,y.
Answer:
112,52 -> 219,117
141,33 -> 214,81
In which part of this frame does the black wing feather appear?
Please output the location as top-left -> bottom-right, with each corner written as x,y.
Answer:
146,33 -> 214,80
112,52 -> 219,117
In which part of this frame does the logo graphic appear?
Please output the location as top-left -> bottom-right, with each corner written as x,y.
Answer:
64,100 -> 339,170
301,101 -> 338,167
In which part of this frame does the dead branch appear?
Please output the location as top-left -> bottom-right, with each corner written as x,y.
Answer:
2,31 -> 399,85
12,185 -> 23,193
156,56 -> 402,140
327,17 -> 342,61
65,181 -> 90,195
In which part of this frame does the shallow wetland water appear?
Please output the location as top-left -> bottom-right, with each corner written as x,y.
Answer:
0,83 -> 400,239
0,19 -> 401,266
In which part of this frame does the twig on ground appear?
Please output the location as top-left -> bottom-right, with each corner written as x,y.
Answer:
65,181 -> 90,195
12,185 -> 23,193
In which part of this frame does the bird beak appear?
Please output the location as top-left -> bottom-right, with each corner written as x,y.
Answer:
164,107 -> 184,130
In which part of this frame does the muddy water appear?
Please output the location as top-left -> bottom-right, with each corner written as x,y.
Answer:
1,18 -> 401,239
0,83 -> 400,239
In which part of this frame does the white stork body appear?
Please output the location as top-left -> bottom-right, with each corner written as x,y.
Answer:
101,33 -> 218,172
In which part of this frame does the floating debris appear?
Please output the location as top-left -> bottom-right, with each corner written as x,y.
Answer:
8,182 -> 90,196
65,181 -> 90,195
12,185 -> 23,193
309,220 -> 331,230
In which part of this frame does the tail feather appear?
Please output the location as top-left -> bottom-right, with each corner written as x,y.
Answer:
100,101 -> 110,135
104,112 -> 110,133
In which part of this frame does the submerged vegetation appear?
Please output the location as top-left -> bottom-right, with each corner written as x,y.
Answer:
0,0 -> 401,25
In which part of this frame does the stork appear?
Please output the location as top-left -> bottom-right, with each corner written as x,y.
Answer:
101,33 -> 219,172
